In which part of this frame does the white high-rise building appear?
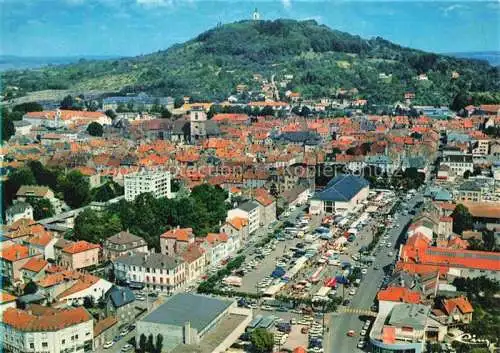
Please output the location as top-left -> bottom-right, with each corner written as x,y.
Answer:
124,169 -> 172,201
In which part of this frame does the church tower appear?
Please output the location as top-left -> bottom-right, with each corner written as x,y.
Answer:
253,8 -> 260,21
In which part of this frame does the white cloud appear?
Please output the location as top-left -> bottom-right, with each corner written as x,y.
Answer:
442,4 -> 467,15
282,0 -> 291,9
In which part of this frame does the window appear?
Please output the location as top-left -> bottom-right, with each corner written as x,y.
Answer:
62,339 -> 65,344
42,343 -> 48,348
30,343 -> 34,349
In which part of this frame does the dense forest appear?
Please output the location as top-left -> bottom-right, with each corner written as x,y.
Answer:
2,19 -> 499,105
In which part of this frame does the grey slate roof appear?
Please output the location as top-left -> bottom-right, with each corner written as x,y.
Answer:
239,201 -> 259,212
106,231 -> 144,245
106,285 -> 135,308
140,293 -> 233,331
114,253 -> 182,270
442,154 -> 473,163
313,175 -> 369,202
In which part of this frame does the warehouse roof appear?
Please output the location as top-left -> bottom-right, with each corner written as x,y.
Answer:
313,175 -> 369,202
140,293 -> 233,331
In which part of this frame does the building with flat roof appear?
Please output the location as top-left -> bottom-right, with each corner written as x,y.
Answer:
370,303 -> 445,353
124,169 -> 172,201
136,293 -> 251,352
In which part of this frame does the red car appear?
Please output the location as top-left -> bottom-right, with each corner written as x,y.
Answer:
347,330 -> 355,337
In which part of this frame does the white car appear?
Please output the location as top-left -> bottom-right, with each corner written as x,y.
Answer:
386,242 -> 392,248
349,289 -> 356,295
103,341 -> 114,349
388,252 -> 394,257
360,329 -> 367,336
361,268 -> 368,275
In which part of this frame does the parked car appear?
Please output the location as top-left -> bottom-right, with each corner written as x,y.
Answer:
103,341 -> 114,349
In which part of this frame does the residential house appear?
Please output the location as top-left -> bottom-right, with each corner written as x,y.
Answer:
55,273 -> 112,306
103,231 -> 148,261
59,241 -> 100,270
440,154 -> 473,177
220,217 -> 249,244
20,257 -> 49,283
53,239 -> 75,263
5,202 -> 33,225
254,188 -> 277,227
16,185 -> 55,203
0,244 -> 43,282
227,201 -> 260,235
113,253 -> 186,293
181,244 -> 207,284
439,296 -> 473,325
24,230 -> 57,260
1,306 -> 94,353
160,227 -> 195,257
0,291 -> 17,316
104,286 -> 136,325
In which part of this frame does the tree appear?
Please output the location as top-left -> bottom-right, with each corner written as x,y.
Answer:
73,208 -> 121,243
83,296 -> 95,308
261,106 -> 275,116
160,107 -> 172,119
12,102 -> 43,113
451,204 -> 473,235
27,197 -> 55,220
250,328 -> 274,353
300,105 -> 312,117
2,114 -> 15,141
450,91 -> 470,112
87,122 -> 103,137
139,334 -> 147,353
463,170 -> 471,179
146,334 -> 154,353
23,281 -> 38,295
104,109 -> 117,120
60,95 -> 74,109
3,167 -> 36,210
59,171 -> 90,208
482,229 -> 496,251
174,97 -> 184,108
155,334 -> 163,353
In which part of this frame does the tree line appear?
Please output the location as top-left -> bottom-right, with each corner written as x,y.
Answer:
72,184 -> 229,249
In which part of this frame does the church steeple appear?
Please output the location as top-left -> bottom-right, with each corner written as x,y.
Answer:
253,8 -> 260,20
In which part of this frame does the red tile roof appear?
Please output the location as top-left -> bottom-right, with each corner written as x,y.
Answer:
21,258 -> 48,273
443,296 -> 473,315
0,290 -> 17,304
62,240 -> 100,254
57,274 -> 100,300
161,228 -> 193,241
377,287 -> 421,304
2,307 -> 92,332
227,217 -> 248,230
0,244 -> 31,262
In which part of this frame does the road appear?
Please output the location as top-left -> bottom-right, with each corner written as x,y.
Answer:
325,192 -> 424,353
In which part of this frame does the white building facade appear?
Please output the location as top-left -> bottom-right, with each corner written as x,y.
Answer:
124,169 -> 172,201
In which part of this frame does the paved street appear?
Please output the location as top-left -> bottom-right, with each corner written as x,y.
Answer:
325,192 -> 424,353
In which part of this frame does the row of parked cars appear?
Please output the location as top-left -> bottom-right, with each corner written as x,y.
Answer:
103,324 -> 136,350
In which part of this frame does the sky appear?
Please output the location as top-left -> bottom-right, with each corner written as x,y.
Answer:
1,0 -> 499,57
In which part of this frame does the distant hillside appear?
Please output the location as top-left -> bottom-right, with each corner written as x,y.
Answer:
446,51 -> 500,67
2,19 -> 499,105
0,55 -> 121,72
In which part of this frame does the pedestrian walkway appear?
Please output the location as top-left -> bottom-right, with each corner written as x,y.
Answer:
338,307 -> 377,317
